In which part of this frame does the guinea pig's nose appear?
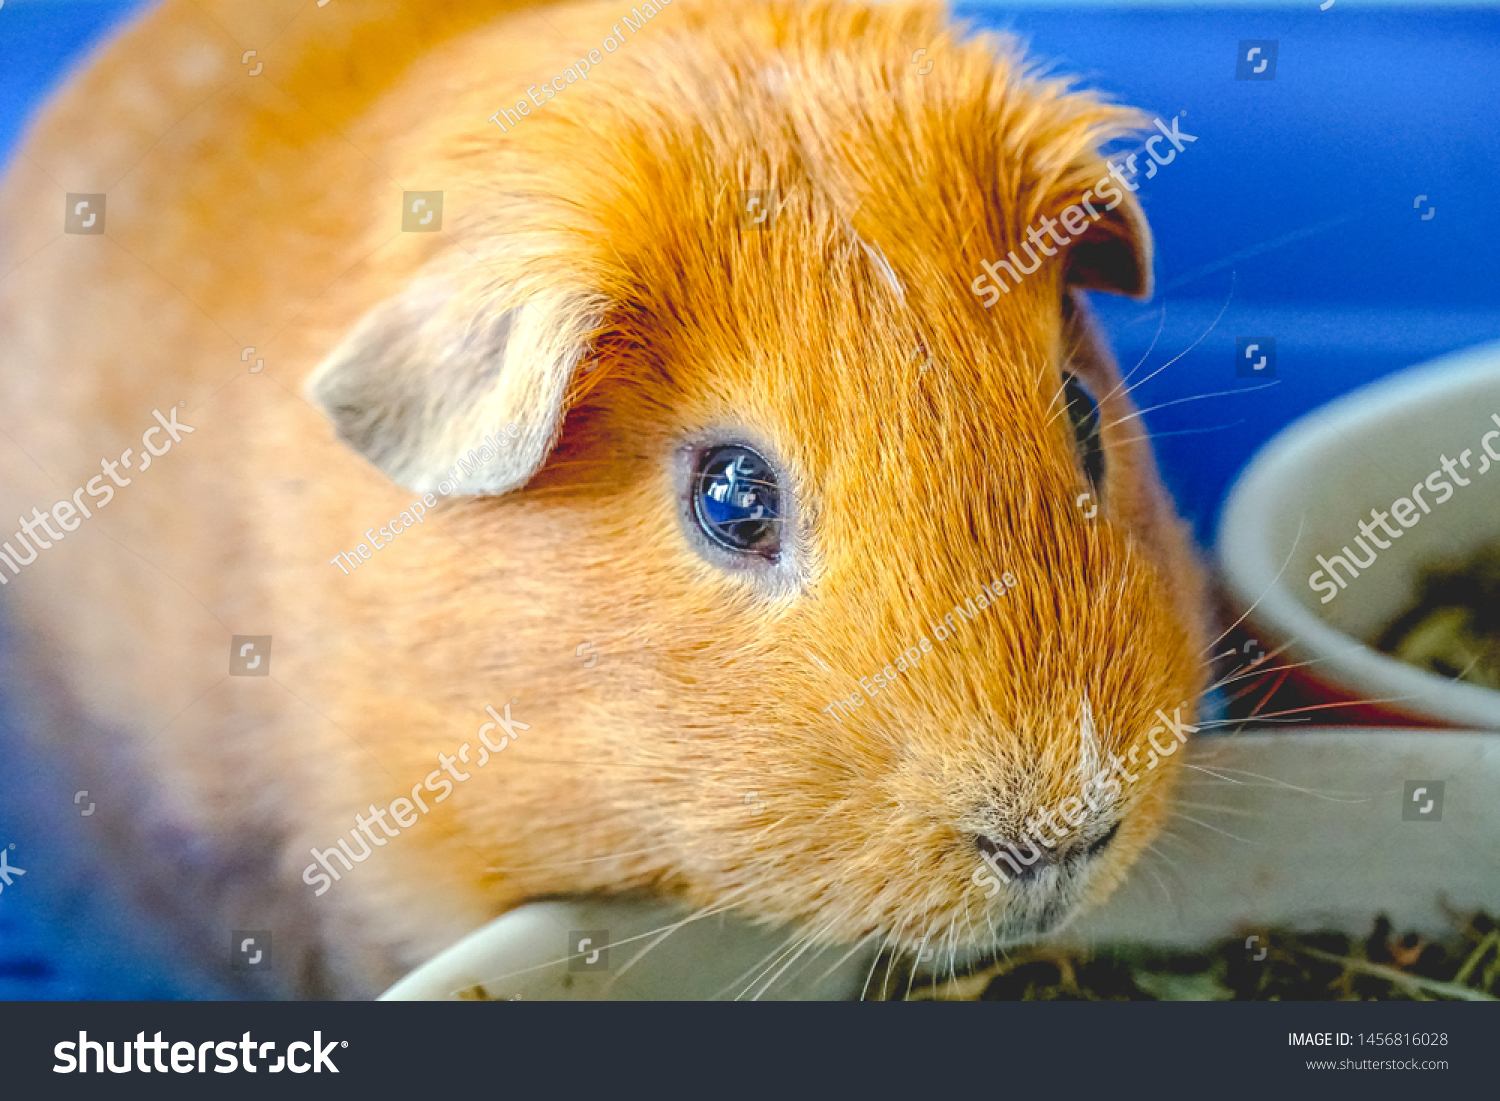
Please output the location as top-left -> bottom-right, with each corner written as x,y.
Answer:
977,833 -> 1054,881
976,832 -> 1094,882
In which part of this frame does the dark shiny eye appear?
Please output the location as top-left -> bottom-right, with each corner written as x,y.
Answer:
1062,372 -> 1105,489
693,445 -> 781,556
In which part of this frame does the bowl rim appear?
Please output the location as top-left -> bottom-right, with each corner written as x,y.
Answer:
1215,339 -> 1500,729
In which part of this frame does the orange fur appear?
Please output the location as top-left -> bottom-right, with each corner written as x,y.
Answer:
0,0 -> 1206,995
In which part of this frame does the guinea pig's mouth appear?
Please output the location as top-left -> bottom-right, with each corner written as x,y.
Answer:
953,807 -> 1136,958
994,900 -> 1076,943
971,871 -> 1095,957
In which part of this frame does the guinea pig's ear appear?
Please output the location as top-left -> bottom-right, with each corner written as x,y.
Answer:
1064,184 -> 1153,300
304,264 -> 604,496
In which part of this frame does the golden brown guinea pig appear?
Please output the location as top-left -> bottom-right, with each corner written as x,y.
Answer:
0,0 -> 1208,996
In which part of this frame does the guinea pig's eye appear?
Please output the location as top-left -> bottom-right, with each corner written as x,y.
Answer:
1061,371 -> 1105,489
692,445 -> 781,557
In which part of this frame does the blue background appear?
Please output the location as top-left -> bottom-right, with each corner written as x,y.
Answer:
1,0 -> 1497,998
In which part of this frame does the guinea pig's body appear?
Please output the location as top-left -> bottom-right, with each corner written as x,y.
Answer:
0,0 -> 1207,997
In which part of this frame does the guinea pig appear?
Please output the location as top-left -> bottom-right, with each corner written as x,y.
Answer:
0,0 -> 1207,997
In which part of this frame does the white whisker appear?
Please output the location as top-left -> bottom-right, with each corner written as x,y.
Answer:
1106,380 -> 1279,431
1203,514 -> 1307,655
1177,764 -> 1370,802
813,929 -> 882,993
601,891 -> 752,995
753,929 -> 830,1002
1119,272 -> 1237,403
466,893 -> 748,995
1172,799 -> 1267,818
1143,841 -> 1188,873
1099,304 -> 1168,406
859,928 -> 895,1002
1170,812 -> 1261,845
1111,419 -> 1245,447
732,929 -> 808,1002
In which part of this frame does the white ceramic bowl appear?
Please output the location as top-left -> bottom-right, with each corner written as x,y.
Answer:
1217,341 -> 1500,730
379,898 -> 873,1001
1061,729 -> 1500,950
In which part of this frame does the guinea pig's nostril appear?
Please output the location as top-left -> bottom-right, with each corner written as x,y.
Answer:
1086,822 -> 1121,857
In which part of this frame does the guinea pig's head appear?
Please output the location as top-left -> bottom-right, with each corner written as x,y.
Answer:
307,1 -> 1208,968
